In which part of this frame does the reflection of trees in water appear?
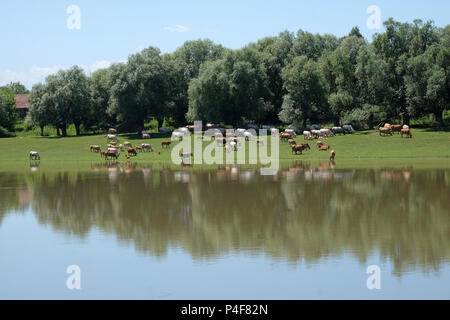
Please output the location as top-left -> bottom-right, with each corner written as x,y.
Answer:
0,165 -> 449,275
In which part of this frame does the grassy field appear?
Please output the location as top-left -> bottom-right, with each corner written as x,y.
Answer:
0,128 -> 449,171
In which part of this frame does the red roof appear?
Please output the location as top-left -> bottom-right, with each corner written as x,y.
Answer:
14,94 -> 30,109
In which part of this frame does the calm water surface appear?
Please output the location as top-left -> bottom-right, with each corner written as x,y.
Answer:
0,162 -> 449,299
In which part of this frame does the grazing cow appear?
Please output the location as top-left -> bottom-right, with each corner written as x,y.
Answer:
141,144 -> 154,152
288,139 -> 297,145
230,141 -> 238,151
119,144 -> 125,151
180,152 -> 193,164
391,125 -> 402,134
124,142 -> 133,148
330,150 -> 336,161
135,146 -> 143,153
105,151 -> 120,160
142,133 -> 150,140
161,141 -> 172,148
320,129 -> 334,137
29,151 -> 40,160
311,130 -> 321,138
303,131 -> 313,140
319,145 -> 330,151
342,125 -> 355,134
401,129 -> 413,138
403,125 -> 410,130
332,127 -> 346,135
244,131 -> 255,140
285,129 -> 297,137
300,142 -> 311,150
128,148 -> 138,156
172,132 -> 184,141
107,134 -> 119,142
291,145 -> 306,155
100,150 -> 107,159
280,132 -> 292,142
379,127 -> 393,136
317,141 -> 323,148
90,145 -> 101,153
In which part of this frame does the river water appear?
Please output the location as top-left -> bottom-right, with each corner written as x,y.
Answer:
0,162 -> 449,299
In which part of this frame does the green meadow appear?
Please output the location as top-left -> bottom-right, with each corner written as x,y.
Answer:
0,129 -> 449,171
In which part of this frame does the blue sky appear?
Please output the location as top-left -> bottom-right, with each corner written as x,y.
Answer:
1,0 -> 449,89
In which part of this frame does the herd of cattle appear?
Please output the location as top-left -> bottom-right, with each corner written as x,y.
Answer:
378,124 -> 413,138
28,123 -> 412,162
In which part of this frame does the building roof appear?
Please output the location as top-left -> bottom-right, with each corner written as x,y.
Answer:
14,94 -> 30,109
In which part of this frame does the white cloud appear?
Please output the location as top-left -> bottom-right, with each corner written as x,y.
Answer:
0,61 -> 112,89
163,25 -> 191,33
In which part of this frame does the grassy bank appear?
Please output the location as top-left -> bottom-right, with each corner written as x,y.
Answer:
0,129 -> 449,171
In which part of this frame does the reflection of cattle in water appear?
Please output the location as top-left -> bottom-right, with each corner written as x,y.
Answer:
380,170 -> 412,182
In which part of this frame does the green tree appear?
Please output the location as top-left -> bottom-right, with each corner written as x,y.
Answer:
0,87 -> 18,132
279,56 -> 328,127
1,82 -> 29,94
187,47 -> 272,126
109,47 -> 168,131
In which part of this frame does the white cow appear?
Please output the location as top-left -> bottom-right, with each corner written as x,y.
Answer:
332,127 -> 346,135
172,131 -> 184,141
271,128 -> 279,136
29,151 -> 40,160
320,129 -> 334,137
244,131 -> 255,140
311,130 -> 321,138
402,125 -> 410,130
303,131 -> 313,140
107,134 -> 119,142
285,129 -> 297,137
235,128 -> 246,137
342,125 -> 355,133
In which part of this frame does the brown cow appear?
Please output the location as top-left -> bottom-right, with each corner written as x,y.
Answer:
90,145 -> 101,153
288,139 -> 296,145
319,145 -> 330,151
105,151 -> 120,160
330,150 -> 336,161
300,142 -> 311,150
391,125 -> 402,134
161,141 -> 172,148
280,132 -> 292,142
401,129 -> 413,138
316,141 -> 324,148
128,148 -> 137,156
379,127 -> 393,136
291,145 -> 306,155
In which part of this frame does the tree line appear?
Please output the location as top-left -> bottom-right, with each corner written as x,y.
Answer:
24,18 -> 450,136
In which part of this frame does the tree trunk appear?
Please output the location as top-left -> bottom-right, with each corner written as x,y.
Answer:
435,110 -> 444,127
368,113 -> 374,130
40,126 -> 44,137
402,113 -> 410,126
74,123 -> 81,136
61,126 -> 67,137
57,127 -> 61,136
